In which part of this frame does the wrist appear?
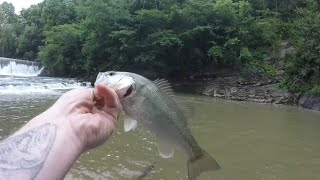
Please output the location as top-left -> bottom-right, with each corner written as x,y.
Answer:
34,118 -> 83,180
38,108 -> 87,153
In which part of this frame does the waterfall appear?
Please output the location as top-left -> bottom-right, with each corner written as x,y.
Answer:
0,57 -> 90,95
0,57 -> 45,77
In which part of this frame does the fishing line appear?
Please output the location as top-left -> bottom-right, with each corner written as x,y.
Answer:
136,161 -> 156,180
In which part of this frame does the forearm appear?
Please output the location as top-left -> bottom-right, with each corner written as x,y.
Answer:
0,111 -> 83,180
0,86 -> 120,180
35,120 -> 83,180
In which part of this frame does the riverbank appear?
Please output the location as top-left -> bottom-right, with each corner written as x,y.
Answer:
172,71 -> 298,106
79,70 -> 320,111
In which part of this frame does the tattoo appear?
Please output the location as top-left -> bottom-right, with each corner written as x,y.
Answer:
0,123 -> 56,179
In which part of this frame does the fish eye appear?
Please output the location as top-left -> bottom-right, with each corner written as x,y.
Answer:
109,72 -> 115,76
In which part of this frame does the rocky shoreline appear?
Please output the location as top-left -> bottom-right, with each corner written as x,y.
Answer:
82,70 -> 319,111
173,71 -> 300,106
298,95 -> 320,111
171,42 -> 320,110
173,71 -> 320,111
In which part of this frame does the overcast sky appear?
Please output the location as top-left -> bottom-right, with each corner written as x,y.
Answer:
0,0 -> 44,13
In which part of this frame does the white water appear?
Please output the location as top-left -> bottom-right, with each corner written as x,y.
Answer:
0,57 -> 90,95
0,57 -> 44,76
0,76 -> 90,95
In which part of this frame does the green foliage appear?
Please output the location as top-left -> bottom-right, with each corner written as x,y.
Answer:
309,85 -> 320,95
0,24 -> 17,57
0,2 -> 18,58
16,25 -> 42,60
0,0 -> 319,96
0,2 -> 17,24
39,24 -> 84,76
281,1 -> 320,94
41,0 -> 79,30
264,64 -> 277,77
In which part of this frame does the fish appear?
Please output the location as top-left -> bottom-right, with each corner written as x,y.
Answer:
95,71 -> 220,180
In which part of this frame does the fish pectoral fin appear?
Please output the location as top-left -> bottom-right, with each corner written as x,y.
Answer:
124,118 -> 138,132
157,139 -> 174,159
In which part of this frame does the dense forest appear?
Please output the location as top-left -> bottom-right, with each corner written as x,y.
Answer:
0,0 -> 320,94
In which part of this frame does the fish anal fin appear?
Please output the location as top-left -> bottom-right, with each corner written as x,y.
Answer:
187,149 -> 220,180
157,138 -> 174,159
124,118 -> 138,132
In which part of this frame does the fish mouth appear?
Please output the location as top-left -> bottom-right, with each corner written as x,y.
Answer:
123,85 -> 133,98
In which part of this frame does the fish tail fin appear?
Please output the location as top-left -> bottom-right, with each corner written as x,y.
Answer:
187,149 -> 220,180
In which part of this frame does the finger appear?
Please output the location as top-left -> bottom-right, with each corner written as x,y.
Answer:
94,84 -> 118,107
93,84 -> 122,118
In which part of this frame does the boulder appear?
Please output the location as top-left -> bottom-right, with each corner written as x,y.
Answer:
299,95 -> 320,111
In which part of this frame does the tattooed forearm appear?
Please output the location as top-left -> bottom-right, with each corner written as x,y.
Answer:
0,123 -> 56,180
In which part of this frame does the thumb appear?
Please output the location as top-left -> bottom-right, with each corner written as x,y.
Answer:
93,84 -> 122,119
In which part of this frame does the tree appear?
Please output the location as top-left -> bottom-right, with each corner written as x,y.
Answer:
0,0 -> 315,84
0,2 -> 17,24
15,4 -> 45,60
39,24 -> 84,76
0,24 -> 17,57
281,2 -> 320,94
41,0 -> 79,30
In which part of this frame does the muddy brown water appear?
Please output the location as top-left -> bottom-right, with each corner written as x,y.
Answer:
1,91 -> 320,180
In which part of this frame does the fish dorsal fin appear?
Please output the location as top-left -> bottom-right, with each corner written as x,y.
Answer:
157,138 -> 174,159
153,79 -> 175,98
124,117 -> 138,132
153,79 -> 192,117
175,99 -> 192,117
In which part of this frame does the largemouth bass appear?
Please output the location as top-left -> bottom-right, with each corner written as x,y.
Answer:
95,71 -> 220,180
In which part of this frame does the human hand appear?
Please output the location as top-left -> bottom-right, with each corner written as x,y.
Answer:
20,84 -> 122,153
51,84 -> 122,152
4,85 -> 122,180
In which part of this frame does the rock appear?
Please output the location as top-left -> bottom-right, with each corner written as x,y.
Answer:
254,82 -> 262,86
299,95 -> 320,111
174,71 -> 296,105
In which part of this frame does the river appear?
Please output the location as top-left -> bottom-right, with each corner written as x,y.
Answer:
1,77 -> 320,179
1,58 -> 320,180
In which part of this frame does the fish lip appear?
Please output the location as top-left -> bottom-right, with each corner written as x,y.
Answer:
94,73 -> 105,86
123,85 -> 133,98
